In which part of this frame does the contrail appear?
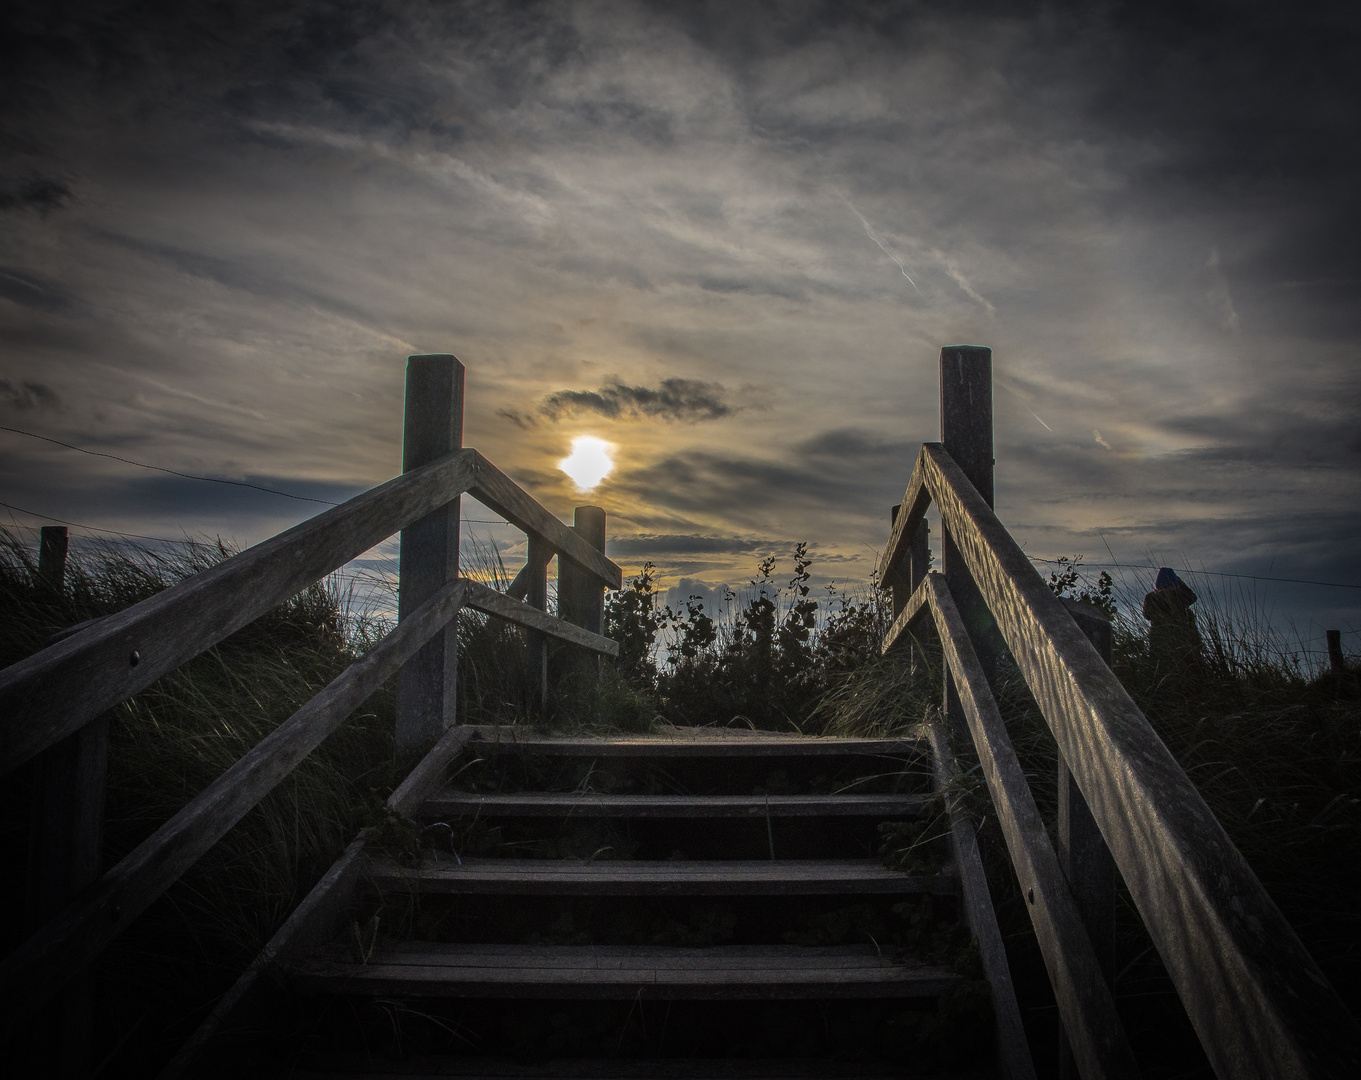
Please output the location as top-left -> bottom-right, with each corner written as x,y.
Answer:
1030,411 -> 1053,433
845,202 -> 924,298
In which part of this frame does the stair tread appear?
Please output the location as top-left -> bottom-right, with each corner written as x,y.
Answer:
292,942 -> 962,999
364,856 -> 955,895
463,726 -> 924,758
287,1056 -> 921,1078
419,792 -> 931,817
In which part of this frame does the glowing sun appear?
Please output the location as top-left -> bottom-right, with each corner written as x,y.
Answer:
559,435 -> 614,491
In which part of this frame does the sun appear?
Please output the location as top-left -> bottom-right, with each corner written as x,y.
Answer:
559,435 -> 615,491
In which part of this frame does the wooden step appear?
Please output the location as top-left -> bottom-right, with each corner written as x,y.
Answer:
362,856 -> 957,896
463,727 -> 925,760
418,793 -> 932,819
290,942 -> 962,999
286,1056 -> 913,1078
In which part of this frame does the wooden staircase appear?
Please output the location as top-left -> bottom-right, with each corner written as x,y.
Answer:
172,724 -> 1029,1078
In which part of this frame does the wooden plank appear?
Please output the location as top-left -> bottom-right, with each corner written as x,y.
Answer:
159,725 -> 476,1080
396,354 -> 464,755
0,579 -> 468,1040
462,580 -> 620,658
290,943 -> 962,1000
927,721 -> 1036,1080
878,448 -> 931,587
556,505 -> 607,693
920,440 -> 1361,1077
0,448 -> 477,776
469,452 -> 622,589
363,857 -> 957,897
525,533 -> 551,717
463,728 -> 923,759
923,573 -> 1138,1079
881,573 -> 932,654
1056,598 -> 1118,1080
419,792 -> 931,819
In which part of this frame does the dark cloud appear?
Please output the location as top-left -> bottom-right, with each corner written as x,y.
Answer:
608,533 -> 770,557
501,377 -> 735,428
0,268 -> 78,313
0,176 -> 73,214
0,379 -> 60,411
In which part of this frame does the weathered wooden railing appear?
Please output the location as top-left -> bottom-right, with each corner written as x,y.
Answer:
881,346 -> 1360,1078
0,354 -> 621,1059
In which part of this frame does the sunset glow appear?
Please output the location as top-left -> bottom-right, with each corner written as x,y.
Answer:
559,436 -> 614,491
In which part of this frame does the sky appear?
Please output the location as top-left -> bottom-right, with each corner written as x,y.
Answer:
3,0 -> 1360,656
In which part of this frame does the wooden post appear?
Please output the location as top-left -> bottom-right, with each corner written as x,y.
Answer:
888,507 -> 930,670
1327,629 -> 1345,673
525,534 -> 551,717
556,506 -> 607,698
1057,597 -> 1118,1080
396,354 -> 463,757
27,525 -> 106,1078
888,505 -> 910,624
940,345 -> 1002,733
38,526 -> 69,593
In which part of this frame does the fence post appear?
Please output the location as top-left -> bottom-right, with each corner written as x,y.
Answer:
38,526 -> 69,593
1057,598 -> 1118,1080
1327,629 -> 1345,673
940,345 -> 1003,738
556,506 -> 607,698
525,535 -> 551,717
888,507 -> 931,670
396,354 -> 463,757
26,525 -> 106,1078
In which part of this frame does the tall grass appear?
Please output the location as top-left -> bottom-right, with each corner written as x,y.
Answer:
0,528 -> 404,1073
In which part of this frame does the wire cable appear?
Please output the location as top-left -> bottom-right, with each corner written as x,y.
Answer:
1,423 -> 512,523
1026,555 -> 1361,592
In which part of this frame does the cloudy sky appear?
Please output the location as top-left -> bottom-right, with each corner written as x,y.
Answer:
3,0 -> 1359,648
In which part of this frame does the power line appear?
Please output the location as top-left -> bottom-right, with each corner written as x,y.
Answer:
1,499 -> 182,544
1,498 -> 509,548
1,423 -> 514,524
1027,556 -> 1361,592
2,424 -> 340,505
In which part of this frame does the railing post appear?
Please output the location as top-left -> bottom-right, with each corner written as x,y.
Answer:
525,535 -> 551,717
26,525 -> 106,1078
556,506 -> 607,697
939,345 -> 1003,727
38,526 -> 69,593
888,506 -> 930,670
1057,598 -> 1118,1080
1327,628 -> 1345,673
396,354 -> 463,756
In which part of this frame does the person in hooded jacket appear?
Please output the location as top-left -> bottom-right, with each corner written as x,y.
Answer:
1142,567 -> 1204,673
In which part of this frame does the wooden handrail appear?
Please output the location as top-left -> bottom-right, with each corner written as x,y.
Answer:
0,449 -> 477,776
462,579 -> 620,657
0,578 -> 468,1037
906,574 -> 1138,1078
0,447 -> 624,777
469,452 -> 621,590
878,446 -> 932,588
887,442 -> 1361,1077
925,718 -> 1035,1080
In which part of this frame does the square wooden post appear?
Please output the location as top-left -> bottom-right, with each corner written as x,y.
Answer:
887,507 -> 930,670
26,525 -> 106,1078
939,346 -> 1003,731
555,506 -> 607,698
396,354 -> 463,757
1057,598 -> 1118,1080
525,534 -> 551,718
